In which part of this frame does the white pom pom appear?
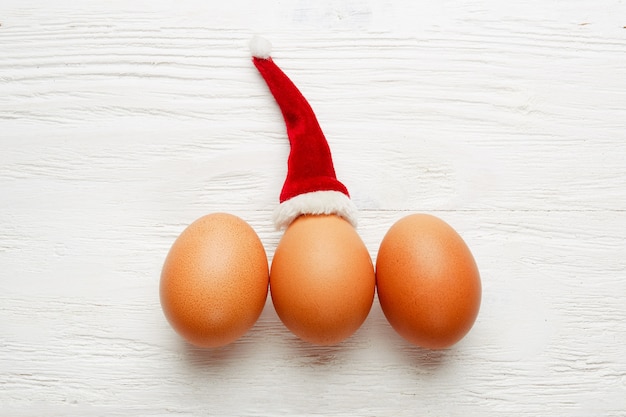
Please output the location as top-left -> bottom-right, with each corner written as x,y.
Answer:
250,36 -> 272,59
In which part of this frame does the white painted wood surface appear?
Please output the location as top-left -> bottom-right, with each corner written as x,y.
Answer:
2,1 -> 625,415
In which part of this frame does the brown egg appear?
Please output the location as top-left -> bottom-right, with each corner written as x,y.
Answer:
376,214 -> 481,349
270,214 -> 376,345
160,213 -> 269,348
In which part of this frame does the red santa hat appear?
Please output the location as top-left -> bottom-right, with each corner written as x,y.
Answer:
250,37 -> 358,230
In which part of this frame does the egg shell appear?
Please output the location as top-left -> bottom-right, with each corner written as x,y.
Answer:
376,214 -> 481,349
270,215 -> 376,346
160,213 -> 269,348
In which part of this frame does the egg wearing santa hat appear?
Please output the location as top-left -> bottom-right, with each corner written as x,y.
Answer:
251,37 -> 375,346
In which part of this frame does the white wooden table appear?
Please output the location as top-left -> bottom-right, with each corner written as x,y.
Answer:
2,1 -> 625,415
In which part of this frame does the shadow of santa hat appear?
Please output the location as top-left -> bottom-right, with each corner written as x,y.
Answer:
250,36 -> 358,230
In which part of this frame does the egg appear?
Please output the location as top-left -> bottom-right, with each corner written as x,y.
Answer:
160,213 -> 269,348
376,214 -> 481,349
270,214 -> 376,345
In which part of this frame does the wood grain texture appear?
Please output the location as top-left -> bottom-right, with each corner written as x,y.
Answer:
1,1 -> 625,416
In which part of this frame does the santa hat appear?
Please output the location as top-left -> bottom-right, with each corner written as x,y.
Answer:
250,37 -> 358,230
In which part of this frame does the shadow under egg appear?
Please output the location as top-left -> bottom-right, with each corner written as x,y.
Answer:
182,339 -> 245,368
180,323 -> 267,369
363,299 -> 454,373
281,330 -> 366,369
402,345 -> 451,372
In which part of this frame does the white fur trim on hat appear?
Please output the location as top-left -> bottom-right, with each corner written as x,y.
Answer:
273,190 -> 358,230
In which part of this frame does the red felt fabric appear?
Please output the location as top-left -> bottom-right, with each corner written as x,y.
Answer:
252,56 -> 350,203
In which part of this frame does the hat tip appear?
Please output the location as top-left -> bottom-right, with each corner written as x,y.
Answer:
250,36 -> 272,59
